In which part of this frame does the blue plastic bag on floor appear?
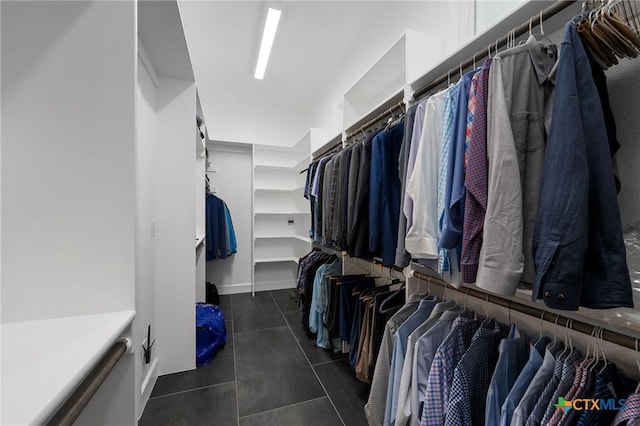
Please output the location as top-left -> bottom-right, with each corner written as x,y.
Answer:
196,303 -> 227,367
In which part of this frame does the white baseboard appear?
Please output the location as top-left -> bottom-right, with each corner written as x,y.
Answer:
138,357 -> 158,421
254,280 -> 295,292
217,282 -> 252,295
216,281 -> 295,295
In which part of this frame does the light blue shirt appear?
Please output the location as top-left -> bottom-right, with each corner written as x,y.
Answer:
384,298 -> 439,426
411,309 -> 461,426
439,69 -> 480,250
437,83 -> 460,275
499,337 -> 550,426
485,324 -> 527,426
395,300 -> 457,426
308,259 -> 341,348
510,341 -> 556,426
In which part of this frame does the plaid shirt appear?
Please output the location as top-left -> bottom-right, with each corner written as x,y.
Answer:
578,364 -> 635,426
613,393 -> 640,426
461,59 -> 491,284
420,314 -> 478,426
437,83 -> 460,276
540,350 -> 583,425
444,319 -> 506,426
526,350 -> 581,426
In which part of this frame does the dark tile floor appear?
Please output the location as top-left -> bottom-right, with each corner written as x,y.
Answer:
140,290 -> 369,425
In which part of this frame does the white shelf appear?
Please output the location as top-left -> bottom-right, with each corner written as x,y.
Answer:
254,164 -> 299,171
342,29 -> 442,133
294,154 -> 312,170
344,88 -> 404,134
254,185 -> 304,193
255,234 -> 311,243
255,210 -> 309,215
1,311 -> 136,425
254,257 -> 299,264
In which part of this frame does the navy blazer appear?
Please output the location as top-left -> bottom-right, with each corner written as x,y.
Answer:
369,122 -> 404,266
532,22 -> 632,310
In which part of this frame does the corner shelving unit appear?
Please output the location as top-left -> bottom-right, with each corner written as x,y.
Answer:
252,128 -> 328,295
342,29 -> 443,135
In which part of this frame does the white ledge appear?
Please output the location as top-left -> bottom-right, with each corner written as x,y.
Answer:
1,310 -> 136,425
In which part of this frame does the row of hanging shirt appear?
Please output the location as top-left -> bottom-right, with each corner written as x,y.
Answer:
295,249 -> 409,383
305,11 -> 635,313
401,12 -> 636,311
365,287 -> 639,426
304,113 -> 407,266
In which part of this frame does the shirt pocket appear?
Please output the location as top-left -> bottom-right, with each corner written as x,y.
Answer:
510,112 -> 545,153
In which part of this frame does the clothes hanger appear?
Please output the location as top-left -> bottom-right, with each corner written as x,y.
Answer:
378,285 -> 406,314
416,273 -> 432,296
578,326 -> 598,370
530,11 -> 555,48
566,319 -> 575,358
597,326 -> 612,374
591,7 -> 637,57
557,318 -> 574,360
578,14 -> 617,67
588,326 -> 604,372
536,310 -> 546,344
635,339 -> 640,393
546,315 -> 563,354
603,0 -> 640,51
586,326 -> 604,371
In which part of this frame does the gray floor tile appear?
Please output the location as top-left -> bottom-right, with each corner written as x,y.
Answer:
235,326 -> 325,417
151,356 -> 235,398
232,291 -> 286,333
221,320 -> 233,356
314,359 -> 369,426
283,311 -> 348,365
271,288 -> 299,313
141,382 -> 236,426
218,294 -> 232,318
239,397 -> 342,426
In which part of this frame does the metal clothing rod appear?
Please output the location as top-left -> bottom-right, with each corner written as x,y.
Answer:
412,0 -> 577,100
312,135 -> 343,160
412,270 -> 639,351
345,101 -> 405,141
46,340 -> 127,426
371,257 -> 405,273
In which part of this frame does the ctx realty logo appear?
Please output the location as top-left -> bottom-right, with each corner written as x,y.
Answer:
554,396 -> 626,413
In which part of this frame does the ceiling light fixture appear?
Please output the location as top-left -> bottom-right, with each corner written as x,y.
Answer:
254,7 -> 281,80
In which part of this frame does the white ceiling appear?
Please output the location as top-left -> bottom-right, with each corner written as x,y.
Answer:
178,1 -> 389,145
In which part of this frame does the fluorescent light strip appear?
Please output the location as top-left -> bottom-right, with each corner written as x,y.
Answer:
254,7 -> 281,80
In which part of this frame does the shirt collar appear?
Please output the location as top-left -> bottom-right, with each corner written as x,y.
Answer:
525,35 -> 558,85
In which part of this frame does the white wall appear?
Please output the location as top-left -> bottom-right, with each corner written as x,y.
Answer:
606,58 -> 640,230
135,56 -> 159,417
307,1 -> 474,145
206,144 -> 253,295
155,77 -> 197,375
1,0 -> 136,323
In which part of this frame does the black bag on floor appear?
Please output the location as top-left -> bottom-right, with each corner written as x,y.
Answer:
206,282 -> 220,306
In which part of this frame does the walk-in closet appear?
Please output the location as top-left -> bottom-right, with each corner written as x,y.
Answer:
2,1 -> 640,425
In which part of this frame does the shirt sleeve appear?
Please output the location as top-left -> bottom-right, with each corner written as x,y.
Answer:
476,57 -> 524,296
461,68 -> 489,284
405,98 -> 441,258
369,134 -> 383,254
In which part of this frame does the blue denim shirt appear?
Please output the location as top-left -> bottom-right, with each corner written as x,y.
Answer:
532,22 -> 632,310
439,69 -> 480,250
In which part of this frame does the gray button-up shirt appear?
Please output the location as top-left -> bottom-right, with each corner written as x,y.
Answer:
477,35 -> 558,296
